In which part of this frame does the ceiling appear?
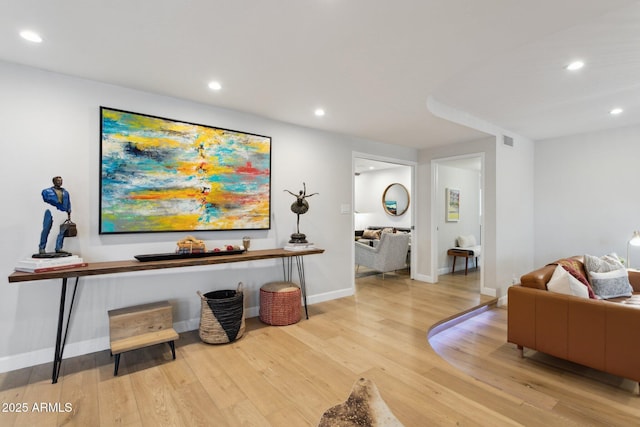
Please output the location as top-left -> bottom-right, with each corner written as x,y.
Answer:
2,1 -> 639,149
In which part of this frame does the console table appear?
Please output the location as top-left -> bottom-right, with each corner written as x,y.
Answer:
7,248 -> 324,383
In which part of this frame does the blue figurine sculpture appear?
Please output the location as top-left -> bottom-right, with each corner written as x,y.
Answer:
39,176 -> 72,255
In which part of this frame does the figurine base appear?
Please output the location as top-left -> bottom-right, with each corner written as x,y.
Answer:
32,252 -> 72,259
289,233 -> 308,244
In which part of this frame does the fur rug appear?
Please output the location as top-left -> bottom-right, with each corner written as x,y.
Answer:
318,378 -> 404,426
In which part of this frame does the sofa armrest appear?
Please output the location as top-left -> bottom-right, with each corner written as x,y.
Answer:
355,241 -> 379,254
628,269 -> 640,292
520,265 -> 555,290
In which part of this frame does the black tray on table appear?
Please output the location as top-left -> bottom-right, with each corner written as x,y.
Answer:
134,249 -> 245,262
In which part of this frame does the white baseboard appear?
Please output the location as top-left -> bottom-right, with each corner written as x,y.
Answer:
497,294 -> 508,307
0,336 -> 110,375
0,288 -> 356,374
413,273 -> 435,283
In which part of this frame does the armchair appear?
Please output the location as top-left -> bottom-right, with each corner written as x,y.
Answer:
355,232 -> 410,278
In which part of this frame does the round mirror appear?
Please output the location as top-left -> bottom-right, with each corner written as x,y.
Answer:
382,183 -> 409,216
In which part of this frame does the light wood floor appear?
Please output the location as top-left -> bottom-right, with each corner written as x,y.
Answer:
1,268 -> 639,426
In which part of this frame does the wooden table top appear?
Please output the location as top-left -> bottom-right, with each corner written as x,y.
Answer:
8,248 -> 325,283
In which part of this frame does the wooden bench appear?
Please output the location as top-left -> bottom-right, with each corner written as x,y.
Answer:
108,300 -> 178,376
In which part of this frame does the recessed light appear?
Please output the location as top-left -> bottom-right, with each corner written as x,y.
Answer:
314,108 -> 325,117
610,108 -> 623,115
20,30 -> 42,43
208,81 -> 222,91
565,60 -> 584,71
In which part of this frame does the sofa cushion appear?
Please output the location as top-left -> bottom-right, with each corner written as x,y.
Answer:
584,253 -> 624,273
457,235 -> 476,248
584,254 -> 633,299
547,265 -> 590,299
589,269 -> 633,299
362,229 -> 381,240
555,258 -> 596,299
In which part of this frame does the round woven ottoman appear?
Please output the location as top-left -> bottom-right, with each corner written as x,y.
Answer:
259,282 -> 301,325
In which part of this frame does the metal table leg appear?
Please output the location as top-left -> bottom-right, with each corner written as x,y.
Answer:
52,276 -> 80,384
282,256 -> 309,319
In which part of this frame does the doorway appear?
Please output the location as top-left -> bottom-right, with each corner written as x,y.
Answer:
352,153 -> 416,284
431,153 -> 484,294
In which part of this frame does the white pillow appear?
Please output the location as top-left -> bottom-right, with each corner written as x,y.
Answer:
457,235 -> 476,248
546,265 -> 590,299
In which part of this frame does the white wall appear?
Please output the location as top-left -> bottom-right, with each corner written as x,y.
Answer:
417,135 -> 535,299
417,138 -> 496,287
534,124 -> 640,267
0,60 -> 417,372
436,165 -> 481,272
354,166 -> 412,230
496,136 -> 535,291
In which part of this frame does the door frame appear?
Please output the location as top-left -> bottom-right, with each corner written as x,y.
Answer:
352,152 -> 417,287
431,153 -> 486,294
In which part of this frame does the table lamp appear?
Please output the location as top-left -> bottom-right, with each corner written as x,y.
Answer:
626,231 -> 640,269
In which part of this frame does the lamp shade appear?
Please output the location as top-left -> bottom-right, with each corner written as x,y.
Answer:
626,231 -> 640,269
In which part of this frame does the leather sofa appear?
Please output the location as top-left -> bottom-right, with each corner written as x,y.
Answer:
508,257 -> 640,389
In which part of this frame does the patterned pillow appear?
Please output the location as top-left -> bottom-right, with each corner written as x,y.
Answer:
584,253 -> 624,273
589,269 -> 633,299
554,258 -> 596,299
584,253 -> 633,299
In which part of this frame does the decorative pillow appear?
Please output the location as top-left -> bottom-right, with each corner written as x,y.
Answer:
457,235 -> 476,248
584,253 -> 632,299
381,227 -> 395,234
362,229 -> 381,240
584,253 -> 624,274
588,269 -> 633,299
546,265 -> 590,299
554,258 -> 596,299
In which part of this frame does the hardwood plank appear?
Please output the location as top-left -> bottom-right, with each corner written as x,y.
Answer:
3,268 -> 640,426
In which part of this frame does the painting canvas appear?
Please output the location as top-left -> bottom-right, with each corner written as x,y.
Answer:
446,188 -> 460,222
100,107 -> 271,234
384,200 -> 397,215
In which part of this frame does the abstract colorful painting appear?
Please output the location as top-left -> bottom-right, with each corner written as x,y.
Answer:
100,107 -> 271,234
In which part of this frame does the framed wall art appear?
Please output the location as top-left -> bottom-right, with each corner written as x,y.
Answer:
100,107 -> 271,234
446,188 -> 460,222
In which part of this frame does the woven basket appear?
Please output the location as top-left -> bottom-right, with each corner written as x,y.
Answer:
197,283 -> 245,344
259,282 -> 301,326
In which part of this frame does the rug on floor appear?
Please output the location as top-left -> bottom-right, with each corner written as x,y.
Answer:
317,377 -> 404,427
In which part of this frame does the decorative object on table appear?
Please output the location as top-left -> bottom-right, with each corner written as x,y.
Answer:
259,282 -> 301,325
318,377 -> 404,427
176,235 -> 206,254
100,107 -> 271,234
60,219 -> 77,237
446,188 -> 460,222
242,236 -> 251,251
626,231 -> 640,268
197,283 -> 245,344
135,245 -> 244,262
35,176 -> 73,258
15,255 -> 87,273
284,182 -> 318,244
